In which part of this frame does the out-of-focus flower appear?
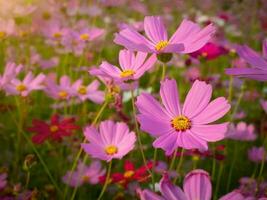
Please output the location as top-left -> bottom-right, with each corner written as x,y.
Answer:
5,72 -> 45,97
0,62 -> 23,90
0,173 -> 7,190
226,122 -> 257,141
62,160 -> 105,187
136,79 -> 230,155
238,177 -> 267,199
248,147 -> 267,163
45,75 -> 74,100
0,19 -> 15,39
138,169 -> 212,200
219,190 -> 245,200
72,79 -> 104,104
114,16 -> 215,54
190,42 -> 228,60
225,40 -> 267,81
90,49 -> 156,83
260,99 -> 267,113
184,66 -> 201,82
28,114 -> 79,144
77,27 -> 104,43
81,120 -> 136,162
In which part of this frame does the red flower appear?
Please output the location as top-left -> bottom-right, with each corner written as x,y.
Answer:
99,160 -> 153,187
28,114 -> 79,144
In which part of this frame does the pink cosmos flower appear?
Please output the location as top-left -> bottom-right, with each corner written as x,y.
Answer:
248,147 -> 267,163
5,72 -> 45,96
225,40 -> 267,81
72,79 -> 104,104
77,27 -> 104,42
62,160 -> 105,187
136,79 -> 230,155
114,16 -> 215,54
138,169 -> 212,200
260,99 -> 267,113
81,120 -> 136,162
226,122 -> 257,141
90,49 -> 157,82
45,75 -> 74,100
0,62 -> 23,89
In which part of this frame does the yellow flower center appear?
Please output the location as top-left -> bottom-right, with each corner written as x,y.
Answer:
123,170 -> 134,178
50,125 -> 59,133
171,115 -> 191,131
120,69 -> 135,78
79,33 -> 90,41
53,32 -> 62,39
0,31 -> 6,39
155,40 -> 169,51
78,86 -> 87,95
82,175 -> 90,182
105,145 -> 118,155
16,84 -> 27,92
58,91 -> 68,99
192,155 -> 200,161
42,11 -> 51,20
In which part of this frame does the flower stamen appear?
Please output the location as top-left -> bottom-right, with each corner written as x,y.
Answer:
171,115 -> 191,131
120,69 -> 135,78
105,145 -> 118,155
155,40 -> 169,51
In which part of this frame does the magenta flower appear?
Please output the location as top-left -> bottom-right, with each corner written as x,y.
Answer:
139,169 -> 212,200
114,16 -> 215,54
90,49 -> 156,82
225,40 -> 267,81
5,72 -> 45,96
226,122 -> 257,141
72,79 -> 104,104
219,190 -> 245,200
81,120 -> 136,162
190,42 -> 228,60
248,146 -> 267,163
45,75 -> 74,100
0,62 -> 23,89
136,79 -> 230,155
260,99 -> 267,113
62,160 -> 105,187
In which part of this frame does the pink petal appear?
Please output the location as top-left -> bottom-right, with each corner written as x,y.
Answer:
263,39 -> 267,59
139,189 -> 164,200
136,92 -> 172,120
190,123 -> 228,142
177,131 -> 208,150
160,175 -> 187,200
153,132 -> 178,155
119,49 -> 135,70
192,97 -> 230,124
160,79 -> 181,117
236,45 -> 267,70
218,190 -> 244,200
183,169 -> 212,200
144,16 -> 168,44
182,80 -> 212,119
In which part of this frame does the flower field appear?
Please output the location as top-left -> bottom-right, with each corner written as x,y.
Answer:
0,0 -> 266,199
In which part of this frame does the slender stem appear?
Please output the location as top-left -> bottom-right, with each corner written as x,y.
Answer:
130,87 -> 152,175
226,142 -> 237,191
64,101 -> 108,199
258,137 -> 267,179
228,76 -> 233,102
169,148 -> 178,171
230,83 -> 245,121
21,130 -> 63,197
151,148 -> 157,191
174,148 -> 185,183
161,63 -> 166,81
214,164 -> 224,200
211,144 -> 216,180
97,161 -> 112,200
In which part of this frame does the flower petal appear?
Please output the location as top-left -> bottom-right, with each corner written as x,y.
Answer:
144,16 -> 168,43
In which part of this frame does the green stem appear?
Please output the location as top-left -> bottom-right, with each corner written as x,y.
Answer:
97,161 -> 112,200
169,148 -> 178,171
64,101 -> 108,199
21,130 -> 63,197
174,148 -> 185,183
214,164 -> 224,200
228,76 -> 233,102
258,137 -> 267,179
226,142 -> 237,191
161,63 -> 166,81
130,87 -> 152,175
151,148 -> 157,191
